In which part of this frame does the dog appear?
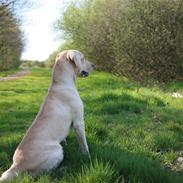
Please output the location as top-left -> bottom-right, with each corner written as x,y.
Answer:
0,50 -> 94,182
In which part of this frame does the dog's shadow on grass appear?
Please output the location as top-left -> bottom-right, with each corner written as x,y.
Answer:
84,92 -> 167,115
0,135 -> 182,183
49,136 -> 182,183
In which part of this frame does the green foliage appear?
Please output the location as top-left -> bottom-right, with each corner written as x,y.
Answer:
0,68 -> 183,182
45,51 -> 59,68
45,42 -> 74,68
0,2 -> 23,70
114,0 -> 183,83
58,0 -> 183,84
20,60 -> 46,68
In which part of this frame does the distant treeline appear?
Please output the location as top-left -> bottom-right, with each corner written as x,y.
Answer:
0,0 -> 23,71
47,0 -> 183,84
21,60 -> 46,68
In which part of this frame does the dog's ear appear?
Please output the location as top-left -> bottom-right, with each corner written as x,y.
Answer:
66,50 -> 82,69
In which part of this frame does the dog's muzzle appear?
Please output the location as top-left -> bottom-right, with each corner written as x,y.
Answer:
80,71 -> 89,77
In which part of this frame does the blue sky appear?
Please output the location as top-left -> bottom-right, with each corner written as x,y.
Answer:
21,0 -> 70,61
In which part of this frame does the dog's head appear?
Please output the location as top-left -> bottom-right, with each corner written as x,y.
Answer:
66,50 -> 94,77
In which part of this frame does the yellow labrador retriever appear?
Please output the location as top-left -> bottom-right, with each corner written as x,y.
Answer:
0,50 -> 94,182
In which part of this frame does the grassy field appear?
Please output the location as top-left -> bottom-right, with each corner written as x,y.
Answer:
0,68 -> 182,183
0,68 -> 20,78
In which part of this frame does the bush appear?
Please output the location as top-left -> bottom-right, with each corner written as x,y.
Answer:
58,0 -> 183,84
114,0 -> 183,83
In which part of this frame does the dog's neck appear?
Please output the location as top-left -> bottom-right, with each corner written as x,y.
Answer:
52,59 -> 77,89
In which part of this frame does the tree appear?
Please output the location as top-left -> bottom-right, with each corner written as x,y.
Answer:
0,0 -> 28,70
57,0 -> 183,84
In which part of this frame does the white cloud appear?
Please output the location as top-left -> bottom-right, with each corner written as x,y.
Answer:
21,0 -> 70,61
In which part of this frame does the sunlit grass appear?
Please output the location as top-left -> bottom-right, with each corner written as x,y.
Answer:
0,68 -> 182,182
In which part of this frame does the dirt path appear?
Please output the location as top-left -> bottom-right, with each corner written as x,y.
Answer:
0,69 -> 30,81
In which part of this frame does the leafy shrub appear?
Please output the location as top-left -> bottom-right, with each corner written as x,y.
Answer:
58,0 -> 183,84
114,0 -> 183,83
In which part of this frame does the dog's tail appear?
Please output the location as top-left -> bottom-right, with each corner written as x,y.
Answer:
0,165 -> 19,182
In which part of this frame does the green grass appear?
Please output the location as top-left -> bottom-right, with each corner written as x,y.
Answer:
0,68 -> 20,78
0,68 -> 182,183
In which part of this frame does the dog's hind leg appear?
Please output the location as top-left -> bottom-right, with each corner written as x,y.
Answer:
30,144 -> 64,177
